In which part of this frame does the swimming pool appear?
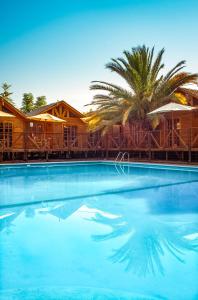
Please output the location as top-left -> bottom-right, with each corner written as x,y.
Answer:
0,161 -> 198,300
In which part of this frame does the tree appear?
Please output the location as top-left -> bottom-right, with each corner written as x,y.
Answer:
86,46 -> 198,133
21,93 -> 34,113
0,82 -> 15,105
34,96 -> 47,109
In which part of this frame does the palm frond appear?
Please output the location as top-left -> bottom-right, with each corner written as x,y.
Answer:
86,45 -> 198,132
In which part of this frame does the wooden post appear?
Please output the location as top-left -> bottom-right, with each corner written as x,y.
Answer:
188,128 -> 192,163
148,131 -> 151,161
64,151 -> 67,159
171,111 -> 174,147
46,151 -> 49,161
24,151 -> 28,161
24,132 -> 28,161
105,149 -> 109,159
181,151 -> 184,161
139,151 -> 141,160
105,134 -> 109,159
66,151 -> 70,159
166,151 -> 168,161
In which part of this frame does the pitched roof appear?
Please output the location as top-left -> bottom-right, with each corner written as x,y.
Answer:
26,102 -> 57,116
26,100 -> 83,117
0,96 -> 26,119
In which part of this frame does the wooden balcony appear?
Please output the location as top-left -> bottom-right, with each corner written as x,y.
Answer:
0,128 -> 198,153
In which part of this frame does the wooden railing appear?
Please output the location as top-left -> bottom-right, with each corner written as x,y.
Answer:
0,128 -> 198,152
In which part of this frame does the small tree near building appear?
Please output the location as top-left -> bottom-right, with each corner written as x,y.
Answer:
0,82 -> 15,105
21,93 -> 34,113
34,96 -> 47,109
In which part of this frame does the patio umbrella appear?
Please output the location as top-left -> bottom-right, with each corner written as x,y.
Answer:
147,103 -> 195,115
28,113 -> 66,123
148,102 -> 196,128
0,111 -> 15,118
27,113 -> 67,145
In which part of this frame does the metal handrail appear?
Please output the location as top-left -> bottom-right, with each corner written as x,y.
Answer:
120,152 -> 129,162
114,151 -> 130,176
115,151 -> 129,162
115,151 -> 123,162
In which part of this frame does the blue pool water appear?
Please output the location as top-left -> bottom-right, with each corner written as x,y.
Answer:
0,161 -> 198,300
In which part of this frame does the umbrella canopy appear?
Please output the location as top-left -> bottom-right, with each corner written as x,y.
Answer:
148,103 -> 195,115
0,111 -> 15,118
28,113 -> 66,123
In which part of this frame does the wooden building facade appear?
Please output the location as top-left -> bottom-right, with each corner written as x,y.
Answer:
26,101 -> 87,152
0,90 -> 198,162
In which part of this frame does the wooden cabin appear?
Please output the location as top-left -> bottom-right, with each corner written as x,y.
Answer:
150,88 -> 198,151
147,110 -> 198,151
0,98 -> 88,158
26,100 -> 87,151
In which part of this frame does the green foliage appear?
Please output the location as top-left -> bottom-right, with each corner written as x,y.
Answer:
34,96 -> 47,109
0,82 -> 15,105
0,83 -> 47,112
21,93 -> 34,113
86,45 -> 198,133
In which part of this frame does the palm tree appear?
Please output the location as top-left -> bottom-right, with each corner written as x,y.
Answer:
86,46 -> 198,133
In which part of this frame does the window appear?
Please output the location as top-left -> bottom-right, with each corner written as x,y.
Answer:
64,126 -> 78,147
0,122 -> 13,148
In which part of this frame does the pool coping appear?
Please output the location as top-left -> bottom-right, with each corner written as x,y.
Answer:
0,160 -> 198,171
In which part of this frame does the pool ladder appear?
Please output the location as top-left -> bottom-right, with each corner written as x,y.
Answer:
115,151 -> 130,162
114,152 -> 130,175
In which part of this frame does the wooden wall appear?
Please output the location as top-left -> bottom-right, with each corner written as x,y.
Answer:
47,102 -> 87,148
1,97 -> 198,153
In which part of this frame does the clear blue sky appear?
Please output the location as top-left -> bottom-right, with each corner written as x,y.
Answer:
0,0 -> 198,111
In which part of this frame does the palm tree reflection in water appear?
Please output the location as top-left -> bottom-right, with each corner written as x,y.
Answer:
89,210 -> 198,276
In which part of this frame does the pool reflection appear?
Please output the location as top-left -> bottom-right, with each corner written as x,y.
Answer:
88,209 -> 198,276
1,189 -> 198,279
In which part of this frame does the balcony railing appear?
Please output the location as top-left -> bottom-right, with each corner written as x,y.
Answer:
0,128 -> 198,152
